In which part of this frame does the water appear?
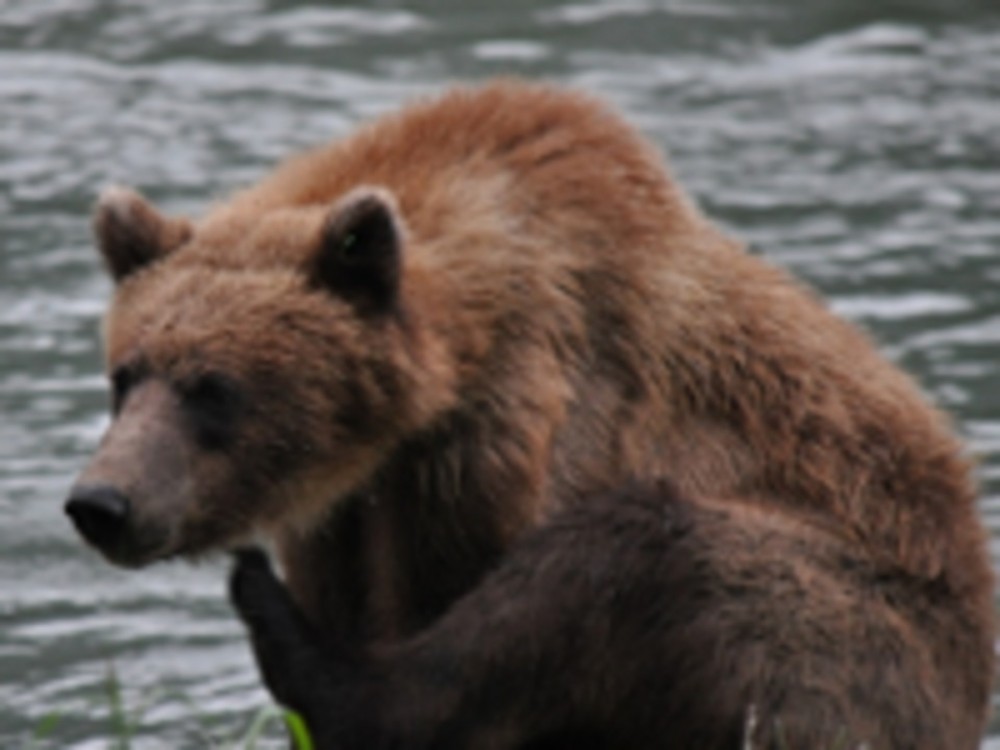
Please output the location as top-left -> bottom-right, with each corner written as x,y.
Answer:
2,0 -> 999,746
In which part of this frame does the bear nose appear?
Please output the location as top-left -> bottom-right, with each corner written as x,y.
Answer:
65,485 -> 131,551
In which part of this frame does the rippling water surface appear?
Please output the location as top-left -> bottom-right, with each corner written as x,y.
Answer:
2,1 -> 999,747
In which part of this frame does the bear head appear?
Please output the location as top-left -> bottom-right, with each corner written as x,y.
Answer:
66,186 -> 450,567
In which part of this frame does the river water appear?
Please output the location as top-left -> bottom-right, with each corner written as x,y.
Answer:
1,1 -> 999,747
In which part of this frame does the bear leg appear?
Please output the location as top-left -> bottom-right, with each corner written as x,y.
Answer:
230,549 -> 367,747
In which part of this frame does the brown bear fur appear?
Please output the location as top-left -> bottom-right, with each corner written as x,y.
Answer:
69,81 -> 994,748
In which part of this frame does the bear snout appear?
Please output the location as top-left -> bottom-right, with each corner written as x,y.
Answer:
65,484 -> 131,555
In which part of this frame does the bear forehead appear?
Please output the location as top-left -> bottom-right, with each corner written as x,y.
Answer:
104,265 -> 360,372
189,206 -> 330,269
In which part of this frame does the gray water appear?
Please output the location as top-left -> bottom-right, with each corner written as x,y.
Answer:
2,1 -> 1000,747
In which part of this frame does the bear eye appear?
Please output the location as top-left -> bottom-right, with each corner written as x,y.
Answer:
180,373 -> 243,451
110,365 -> 135,415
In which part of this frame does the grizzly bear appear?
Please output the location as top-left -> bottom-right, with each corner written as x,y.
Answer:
66,81 -> 994,749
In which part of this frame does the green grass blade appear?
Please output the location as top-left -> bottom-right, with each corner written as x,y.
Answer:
284,710 -> 314,750
104,663 -> 130,750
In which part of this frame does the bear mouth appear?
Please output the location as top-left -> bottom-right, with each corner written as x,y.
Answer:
98,529 -> 176,570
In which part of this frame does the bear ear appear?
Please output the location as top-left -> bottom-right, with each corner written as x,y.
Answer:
310,187 -> 405,317
92,186 -> 192,283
